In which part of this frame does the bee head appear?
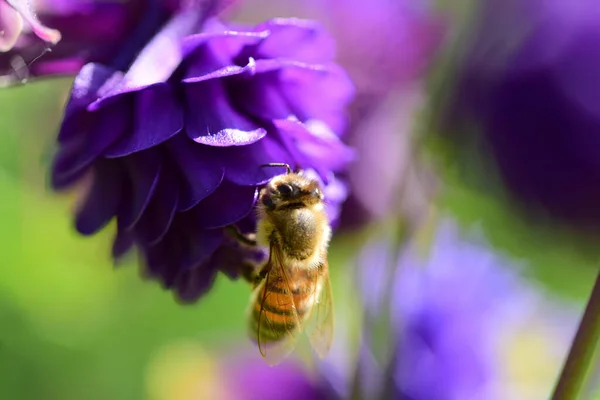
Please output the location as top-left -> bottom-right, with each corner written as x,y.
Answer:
260,172 -> 324,211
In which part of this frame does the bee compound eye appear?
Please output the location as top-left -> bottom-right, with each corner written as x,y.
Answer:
277,183 -> 293,196
261,195 -> 275,209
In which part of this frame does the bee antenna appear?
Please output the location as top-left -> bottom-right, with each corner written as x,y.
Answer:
260,163 -> 292,174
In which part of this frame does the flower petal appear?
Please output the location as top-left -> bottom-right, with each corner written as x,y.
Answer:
184,79 -> 266,146
58,63 -> 121,144
193,179 -> 258,228
75,159 -> 123,235
174,262 -> 219,303
279,62 -> 354,134
254,18 -> 336,63
112,229 -> 135,260
219,135 -> 293,186
274,118 -> 355,178
6,0 -> 61,44
118,149 -> 162,230
52,103 -> 129,189
88,9 -> 205,108
143,223 -> 223,286
134,164 -> 180,246
104,84 -> 183,157
182,23 -> 268,70
166,135 -> 224,211
0,2 -> 23,52
227,70 -> 292,121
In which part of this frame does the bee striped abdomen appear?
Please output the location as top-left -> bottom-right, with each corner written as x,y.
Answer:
250,269 -> 317,344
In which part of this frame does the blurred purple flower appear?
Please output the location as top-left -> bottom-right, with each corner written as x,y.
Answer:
389,222 -> 519,399
355,221 -> 520,399
325,0 -> 445,228
51,12 -> 354,301
218,355 -> 332,400
316,0 -> 445,97
0,0 -> 237,84
0,0 -> 61,52
442,0 -> 600,229
230,0 -> 445,228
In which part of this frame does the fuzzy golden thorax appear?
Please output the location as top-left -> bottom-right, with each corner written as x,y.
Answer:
255,173 -> 330,263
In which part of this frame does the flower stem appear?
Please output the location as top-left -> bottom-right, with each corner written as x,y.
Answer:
551,269 -> 600,400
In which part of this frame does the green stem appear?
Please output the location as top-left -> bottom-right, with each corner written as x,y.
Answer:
551,269 -> 600,400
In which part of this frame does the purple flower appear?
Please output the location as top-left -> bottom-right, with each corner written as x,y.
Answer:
231,0 -> 445,228
390,222 -> 519,399
218,355 -> 332,400
356,221 -> 521,399
441,0 -> 600,229
315,0 -> 445,228
0,0 -> 61,53
0,0 -> 191,84
51,12 -> 354,301
315,0 -> 445,97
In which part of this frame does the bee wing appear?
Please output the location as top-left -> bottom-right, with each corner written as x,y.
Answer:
250,241 -> 302,366
304,262 -> 334,359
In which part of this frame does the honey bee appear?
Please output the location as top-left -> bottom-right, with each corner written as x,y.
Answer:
237,163 -> 334,366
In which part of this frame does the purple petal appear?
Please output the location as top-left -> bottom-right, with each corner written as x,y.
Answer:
58,63 -> 121,144
166,135 -> 224,211
88,9 -> 206,107
75,159 -> 123,235
177,226 -> 224,269
279,62 -> 354,134
181,56 -> 282,83
143,223 -> 223,286
51,140 -> 91,190
254,18 -> 336,63
222,355 -> 325,400
193,179 -> 258,228
0,2 -> 23,52
104,84 -> 183,157
52,103 -> 129,189
219,134 -> 294,185
134,164 -> 180,246
274,118 -> 355,177
112,229 -> 135,260
182,22 -> 268,66
174,262 -> 219,303
184,79 -> 266,146
227,71 -> 292,121
234,214 -> 258,236
118,149 -> 162,230
6,0 -> 61,44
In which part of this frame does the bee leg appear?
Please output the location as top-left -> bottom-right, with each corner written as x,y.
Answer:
240,261 -> 272,288
226,225 -> 258,247
257,265 -> 269,281
240,262 -> 262,285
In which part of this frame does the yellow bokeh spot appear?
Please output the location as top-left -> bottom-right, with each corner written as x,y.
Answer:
500,324 -> 563,399
146,340 -> 231,400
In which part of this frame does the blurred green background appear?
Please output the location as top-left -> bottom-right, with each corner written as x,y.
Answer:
0,77 -> 596,398
0,80 -> 255,400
